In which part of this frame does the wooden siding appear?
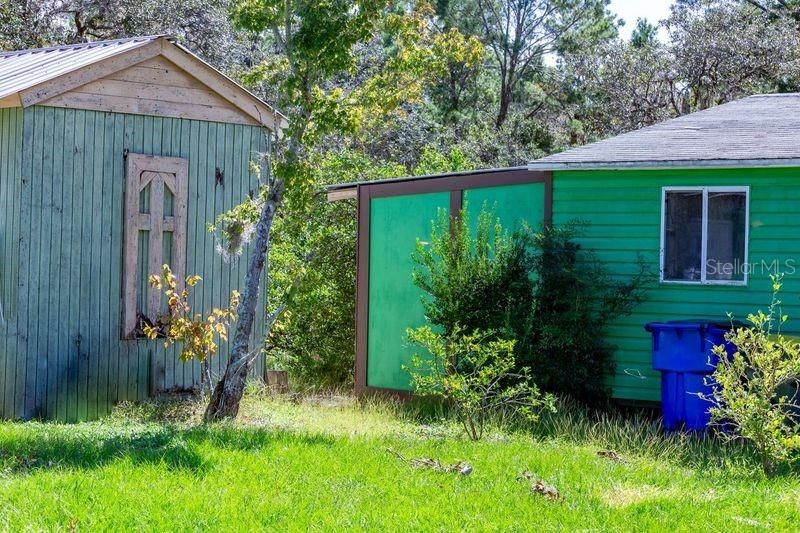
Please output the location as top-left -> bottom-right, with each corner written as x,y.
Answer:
38,56 -> 260,126
0,106 -> 268,420
0,108 -> 23,419
553,167 -> 800,402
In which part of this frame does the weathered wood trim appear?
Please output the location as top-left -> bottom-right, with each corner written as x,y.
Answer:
70,78 -> 241,108
16,38 -> 283,130
146,171 -> 165,319
123,155 -> 142,338
0,94 -> 21,108
171,158 -> 189,308
122,153 -> 188,338
327,188 -> 358,202
160,44 -> 283,130
104,57 -> 202,89
450,189 -> 462,220
40,91 -> 259,126
19,40 -> 164,107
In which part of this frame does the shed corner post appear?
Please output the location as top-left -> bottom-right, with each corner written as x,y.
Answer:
354,184 -> 371,394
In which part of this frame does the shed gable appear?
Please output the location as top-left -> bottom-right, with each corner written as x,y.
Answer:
0,36 -> 286,130
40,56 -> 260,126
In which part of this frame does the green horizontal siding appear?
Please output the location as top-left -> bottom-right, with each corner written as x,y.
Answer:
2,106 -> 267,421
553,167 -> 800,402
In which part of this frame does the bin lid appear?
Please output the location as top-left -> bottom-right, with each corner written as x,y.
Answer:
644,319 -> 745,332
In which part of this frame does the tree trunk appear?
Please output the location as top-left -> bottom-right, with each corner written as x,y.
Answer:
204,178 -> 285,422
496,69 -> 514,128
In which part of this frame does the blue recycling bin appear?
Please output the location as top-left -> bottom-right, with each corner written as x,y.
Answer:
644,321 -> 735,431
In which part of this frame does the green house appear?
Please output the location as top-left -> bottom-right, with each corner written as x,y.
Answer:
328,93 -> 800,404
0,36 -> 285,420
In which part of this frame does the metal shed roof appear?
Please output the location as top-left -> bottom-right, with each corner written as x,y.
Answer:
528,93 -> 800,170
0,36 -> 159,101
0,35 -> 287,129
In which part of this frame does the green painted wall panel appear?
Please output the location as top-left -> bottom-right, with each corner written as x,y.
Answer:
366,182 -> 547,392
1,106 -> 268,420
553,167 -> 800,403
464,182 -> 545,233
367,192 -> 450,390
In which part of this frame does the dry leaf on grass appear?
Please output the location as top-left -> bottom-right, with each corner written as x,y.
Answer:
518,470 -> 560,500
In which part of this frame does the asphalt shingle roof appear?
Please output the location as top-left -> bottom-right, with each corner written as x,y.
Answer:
529,93 -> 800,170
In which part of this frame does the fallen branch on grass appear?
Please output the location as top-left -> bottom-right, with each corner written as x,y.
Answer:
387,449 -> 473,476
597,449 -> 627,464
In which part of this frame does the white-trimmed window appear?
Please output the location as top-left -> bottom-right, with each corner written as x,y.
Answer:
660,186 -> 749,285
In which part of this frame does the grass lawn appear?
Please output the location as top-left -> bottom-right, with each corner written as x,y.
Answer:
0,391 -> 797,531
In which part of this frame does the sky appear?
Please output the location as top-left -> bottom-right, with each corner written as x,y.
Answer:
610,0 -> 675,40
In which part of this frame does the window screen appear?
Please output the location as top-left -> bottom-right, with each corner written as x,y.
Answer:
663,190 -> 703,281
661,187 -> 748,285
706,191 -> 747,282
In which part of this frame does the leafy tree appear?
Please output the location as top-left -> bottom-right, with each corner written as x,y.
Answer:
560,40 -> 678,142
268,150 -> 404,387
269,145 -> 474,389
474,0 -> 617,127
0,0 -> 253,69
742,0 -> 800,25
428,27 -> 485,123
203,1 -> 471,419
666,0 -> 800,110
556,0 -> 800,146
0,1 -> 61,50
200,0 -> 391,421
630,18 -> 657,48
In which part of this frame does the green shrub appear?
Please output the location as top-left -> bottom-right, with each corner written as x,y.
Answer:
710,275 -> 800,476
411,204 -> 534,340
406,325 -> 555,440
412,209 -> 648,406
518,222 -> 649,405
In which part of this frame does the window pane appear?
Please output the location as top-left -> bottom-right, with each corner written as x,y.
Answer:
706,191 -> 746,281
664,191 -> 703,281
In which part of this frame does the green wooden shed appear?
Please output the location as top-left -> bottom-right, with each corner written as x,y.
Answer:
328,93 -> 800,403
0,36 -> 285,420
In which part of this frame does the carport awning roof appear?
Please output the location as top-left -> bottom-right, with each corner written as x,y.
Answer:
529,93 -> 800,170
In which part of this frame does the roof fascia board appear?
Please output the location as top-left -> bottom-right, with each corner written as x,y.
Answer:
528,158 -> 800,171
161,42 -> 286,131
18,39 -> 164,107
327,188 -> 358,202
326,166 -> 530,192
0,93 -> 21,108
